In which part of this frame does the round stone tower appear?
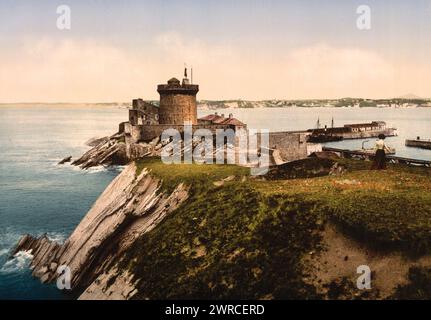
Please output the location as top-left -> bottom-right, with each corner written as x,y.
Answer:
157,76 -> 199,125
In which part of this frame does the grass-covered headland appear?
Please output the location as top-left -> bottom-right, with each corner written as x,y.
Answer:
120,157 -> 431,299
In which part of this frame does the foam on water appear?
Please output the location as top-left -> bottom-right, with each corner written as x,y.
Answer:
85,166 -> 109,174
0,249 -> 9,257
68,163 -> 126,174
0,250 -> 34,274
84,165 -> 126,174
46,232 -> 67,244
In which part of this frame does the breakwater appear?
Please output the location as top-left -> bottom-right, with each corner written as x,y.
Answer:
406,139 -> 431,150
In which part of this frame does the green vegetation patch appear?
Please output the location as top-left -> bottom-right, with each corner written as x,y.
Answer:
122,158 -> 326,299
135,157 -> 249,194
119,158 -> 431,299
255,162 -> 431,254
329,190 -> 431,254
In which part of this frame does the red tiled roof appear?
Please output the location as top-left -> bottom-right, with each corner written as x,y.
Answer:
198,114 -> 225,122
213,117 -> 228,124
198,113 -> 245,126
218,117 -> 245,126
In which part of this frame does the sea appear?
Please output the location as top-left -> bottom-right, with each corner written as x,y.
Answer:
1,104 -> 430,299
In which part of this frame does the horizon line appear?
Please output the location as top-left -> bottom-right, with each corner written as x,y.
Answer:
1,97 -> 430,105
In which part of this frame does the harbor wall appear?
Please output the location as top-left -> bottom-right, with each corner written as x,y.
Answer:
406,139 -> 431,150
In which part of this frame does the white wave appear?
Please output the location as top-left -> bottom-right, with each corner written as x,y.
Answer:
61,162 -> 126,174
46,232 -> 66,244
64,163 -> 105,174
0,249 -> 9,257
112,165 -> 127,172
0,250 -> 33,274
86,164 -> 126,174
86,165 -> 108,174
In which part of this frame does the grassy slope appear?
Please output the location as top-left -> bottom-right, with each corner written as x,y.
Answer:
121,158 -> 431,299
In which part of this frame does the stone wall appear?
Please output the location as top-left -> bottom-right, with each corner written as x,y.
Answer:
124,123 -> 322,162
129,110 -> 159,126
124,122 -> 318,163
130,99 -> 159,125
132,99 -> 159,114
119,122 -> 127,134
128,123 -> 238,143
267,131 -> 312,162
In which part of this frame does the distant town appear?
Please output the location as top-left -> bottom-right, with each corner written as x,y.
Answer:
197,96 -> 431,109
101,96 -> 431,109
3,96 -> 430,109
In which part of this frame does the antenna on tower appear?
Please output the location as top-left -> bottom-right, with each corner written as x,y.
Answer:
191,66 -> 193,84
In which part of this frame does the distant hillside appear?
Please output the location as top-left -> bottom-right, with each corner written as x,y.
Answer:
198,100 -> 294,109
197,98 -> 431,109
397,94 -> 423,100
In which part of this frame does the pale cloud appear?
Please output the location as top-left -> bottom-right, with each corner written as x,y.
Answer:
0,38 -> 151,103
283,44 -> 396,99
0,33 -> 430,102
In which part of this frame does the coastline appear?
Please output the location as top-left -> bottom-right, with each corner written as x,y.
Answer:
11,157 -> 431,299
2,104 -> 431,299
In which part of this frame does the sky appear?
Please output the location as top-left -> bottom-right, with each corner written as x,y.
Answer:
0,0 -> 431,102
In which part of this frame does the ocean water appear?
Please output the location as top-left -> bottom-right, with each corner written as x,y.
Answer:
0,104 -> 127,299
1,104 -> 430,300
200,107 -> 431,160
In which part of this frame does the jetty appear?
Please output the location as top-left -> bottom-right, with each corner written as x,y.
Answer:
405,138 -> 431,150
307,121 -> 397,142
322,146 -> 431,167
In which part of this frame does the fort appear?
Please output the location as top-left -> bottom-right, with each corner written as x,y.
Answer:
122,69 -> 246,144
120,68 -> 320,164
75,69 -> 403,170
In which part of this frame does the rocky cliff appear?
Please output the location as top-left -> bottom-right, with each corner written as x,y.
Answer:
71,132 -> 166,169
72,132 -> 128,169
13,162 -> 188,299
12,157 -> 431,299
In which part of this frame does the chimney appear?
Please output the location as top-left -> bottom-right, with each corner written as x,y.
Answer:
229,113 -> 233,119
